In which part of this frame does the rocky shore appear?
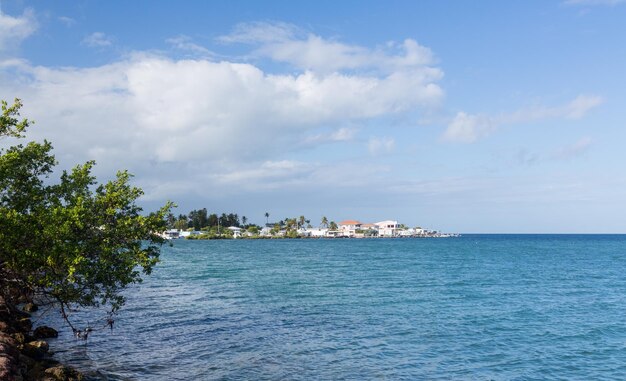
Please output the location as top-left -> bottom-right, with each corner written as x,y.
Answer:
0,295 -> 83,381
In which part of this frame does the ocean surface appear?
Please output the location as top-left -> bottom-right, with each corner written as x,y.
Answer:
36,235 -> 626,380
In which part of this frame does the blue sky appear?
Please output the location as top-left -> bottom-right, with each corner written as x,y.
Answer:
1,0 -> 625,233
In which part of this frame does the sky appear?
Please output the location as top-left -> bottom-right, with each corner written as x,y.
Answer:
1,0 -> 625,233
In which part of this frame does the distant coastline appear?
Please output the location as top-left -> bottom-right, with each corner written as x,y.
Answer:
161,217 -> 458,240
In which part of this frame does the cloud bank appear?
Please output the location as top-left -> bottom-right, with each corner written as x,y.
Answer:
1,21 -> 445,200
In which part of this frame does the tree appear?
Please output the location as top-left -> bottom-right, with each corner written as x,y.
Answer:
165,213 -> 176,229
207,213 -> 218,227
298,215 -> 306,230
264,212 -> 269,226
241,215 -> 247,227
270,223 -> 281,235
188,208 -> 208,230
174,214 -> 188,230
0,99 -> 172,334
329,221 -> 338,230
321,216 -> 328,228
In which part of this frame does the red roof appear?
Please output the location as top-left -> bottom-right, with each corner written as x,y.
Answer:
338,220 -> 362,226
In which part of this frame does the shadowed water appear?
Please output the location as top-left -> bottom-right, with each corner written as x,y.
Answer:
37,235 -> 626,380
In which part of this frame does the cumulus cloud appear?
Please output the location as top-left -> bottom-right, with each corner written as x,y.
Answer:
444,95 -> 603,143
0,14 -> 444,204
82,32 -> 113,48
0,37 -> 443,198
0,8 -> 37,53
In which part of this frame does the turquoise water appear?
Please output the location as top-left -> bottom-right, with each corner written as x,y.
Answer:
39,235 -> 626,380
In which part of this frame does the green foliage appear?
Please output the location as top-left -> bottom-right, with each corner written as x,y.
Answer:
0,99 -> 172,330
0,99 -> 30,138
321,216 -> 329,228
187,208 -> 208,230
270,223 -> 281,235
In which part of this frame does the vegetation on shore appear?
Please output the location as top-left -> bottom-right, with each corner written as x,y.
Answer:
0,99 -> 172,337
165,211 -> 449,240
166,209 -> 333,239
166,209 -> 364,239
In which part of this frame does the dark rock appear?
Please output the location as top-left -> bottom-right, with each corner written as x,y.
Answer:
0,334 -> 19,356
23,303 -> 38,313
26,359 -> 47,380
0,356 -> 17,381
15,318 -> 32,332
0,321 -> 12,333
18,352 -> 36,372
21,340 -> 49,360
0,333 -> 19,380
34,326 -> 58,339
44,365 -> 84,381
11,308 -> 31,319
10,333 -> 25,345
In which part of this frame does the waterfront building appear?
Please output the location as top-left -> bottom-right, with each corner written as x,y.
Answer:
338,220 -> 362,237
375,220 -> 399,237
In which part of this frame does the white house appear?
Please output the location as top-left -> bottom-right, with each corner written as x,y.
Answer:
375,220 -> 399,237
180,230 -> 202,238
338,220 -> 362,237
307,228 -> 328,237
227,226 -> 242,238
360,223 -> 379,237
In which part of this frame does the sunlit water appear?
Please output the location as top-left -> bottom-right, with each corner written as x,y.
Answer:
35,235 -> 626,380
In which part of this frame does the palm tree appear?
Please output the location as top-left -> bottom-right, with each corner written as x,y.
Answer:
166,213 -> 176,229
242,216 -> 248,227
264,212 -> 270,226
321,216 -> 328,229
329,221 -> 338,231
298,215 -> 306,230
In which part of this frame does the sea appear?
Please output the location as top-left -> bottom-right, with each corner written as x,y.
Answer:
34,235 -> 626,380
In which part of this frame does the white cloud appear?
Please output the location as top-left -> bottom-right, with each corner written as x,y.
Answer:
213,160 -> 314,189
217,21 -> 298,44
1,18 -> 443,204
166,35 -> 213,57
1,44 -> 443,198
219,22 -> 439,75
444,95 -> 603,143
368,136 -> 395,155
330,127 -> 356,141
562,95 -> 604,119
443,112 -> 496,143
304,127 -> 357,144
505,94 -> 603,122
82,32 -> 113,48
0,8 -> 37,53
